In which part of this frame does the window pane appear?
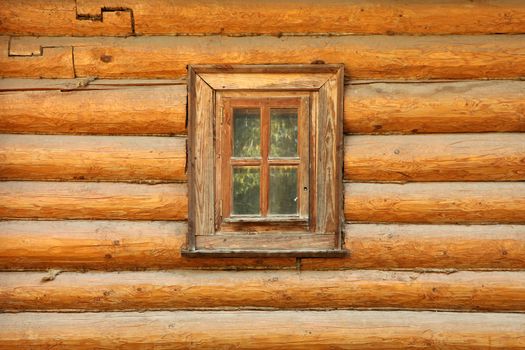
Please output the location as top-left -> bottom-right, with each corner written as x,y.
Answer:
233,108 -> 260,157
270,108 -> 298,157
269,166 -> 298,215
232,166 -> 260,215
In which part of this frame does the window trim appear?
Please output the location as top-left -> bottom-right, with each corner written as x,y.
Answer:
185,64 -> 346,258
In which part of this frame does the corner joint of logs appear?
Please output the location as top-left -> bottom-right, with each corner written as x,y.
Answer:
75,7 -> 135,35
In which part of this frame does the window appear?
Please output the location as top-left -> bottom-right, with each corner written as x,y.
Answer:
185,65 -> 345,257
220,97 -> 309,225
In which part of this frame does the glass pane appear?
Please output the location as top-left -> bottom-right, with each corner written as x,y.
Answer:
270,108 -> 298,157
232,167 -> 260,215
233,108 -> 260,157
269,166 -> 298,215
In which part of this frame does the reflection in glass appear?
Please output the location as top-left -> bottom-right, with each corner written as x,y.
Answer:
269,166 -> 298,215
270,108 -> 298,157
232,167 -> 260,215
233,108 -> 260,157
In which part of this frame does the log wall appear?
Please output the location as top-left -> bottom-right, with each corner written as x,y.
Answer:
1,1 -> 525,348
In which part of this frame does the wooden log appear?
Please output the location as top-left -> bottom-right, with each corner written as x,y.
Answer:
345,81 -> 525,134
1,270 -> 525,312
2,79 -> 524,135
0,0 -> 133,36
1,311 -> 524,349
345,182 -> 525,224
3,0 -> 525,35
0,182 -> 187,220
0,221 -> 294,270
345,133 -> 525,182
0,82 -> 186,135
1,221 -> 523,271
303,224 -> 525,270
0,37 -> 74,78
4,35 -> 525,79
0,134 -> 186,182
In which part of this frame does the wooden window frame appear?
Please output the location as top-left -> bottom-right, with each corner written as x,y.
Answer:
185,64 -> 346,258
219,96 -> 309,228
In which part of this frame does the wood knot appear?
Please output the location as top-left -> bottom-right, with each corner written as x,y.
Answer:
310,60 -> 325,65
100,55 -> 113,63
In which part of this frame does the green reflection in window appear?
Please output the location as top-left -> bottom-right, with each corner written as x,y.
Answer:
233,108 -> 260,157
269,166 -> 298,215
270,108 -> 298,157
232,166 -> 260,215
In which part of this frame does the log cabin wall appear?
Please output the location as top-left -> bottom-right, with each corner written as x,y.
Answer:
1,1 -> 525,348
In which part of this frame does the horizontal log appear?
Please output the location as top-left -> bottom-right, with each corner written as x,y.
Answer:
345,133 -> 525,182
303,224 -> 525,270
0,82 -> 186,135
0,134 -> 186,182
345,182 -> 525,224
1,311 -> 524,349
1,221 -> 524,271
0,182 -> 187,220
2,79 -> 524,135
3,0 -> 525,35
0,221 -> 294,270
0,0 -> 133,36
345,81 -> 525,134
1,270 -> 524,312
4,35 -> 525,79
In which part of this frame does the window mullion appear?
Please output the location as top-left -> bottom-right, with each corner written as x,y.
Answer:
261,103 -> 270,217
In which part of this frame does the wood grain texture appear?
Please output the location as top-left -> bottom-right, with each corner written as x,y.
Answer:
2,79 -> 523,135
0,83 -> 186,135
0,37 -> 74,78
5,35 -> 525,79
2,270 -> 525,312
200,73 -> 332,90
303,224 -> 525,270
188,73 -> 215,242
0,0 -> 133,36
4,0 -> 525,35
196,233 -> 336,251
315,71 -> 344,238
0,182 -> 187,220
1,311 -> 524,349
345,81 -> 525,134
0,221 -> 294,270
345,133 -> 525,182
345,182 -> 525,224
0,134 -> 186,182
0,78 -> 186,91
2,221 -> 523,271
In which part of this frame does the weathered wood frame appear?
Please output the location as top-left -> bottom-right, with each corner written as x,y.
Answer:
185,65 -> 345,257
218,95 -> 309,231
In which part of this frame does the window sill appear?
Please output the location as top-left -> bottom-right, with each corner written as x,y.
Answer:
223,216 -> 307,224
181,248 -> 348,258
